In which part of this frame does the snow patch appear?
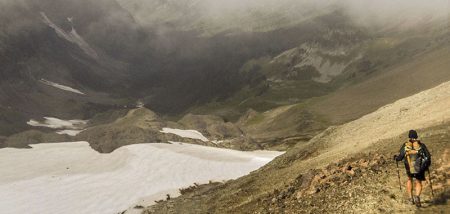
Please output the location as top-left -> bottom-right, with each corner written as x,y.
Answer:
252,156 -> 274,162
0,142 -> 282,214
40,12 -> 98,59
160,128 -> 209,142
211,140 -> 224,144
136,100 -> 144,108
55,129 -> 85,136
27,117 -> 87,129
40,79 -> 85,95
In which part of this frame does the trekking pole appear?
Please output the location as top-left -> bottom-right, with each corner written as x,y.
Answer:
427,169 -> 435,198
395,160 -> 402,191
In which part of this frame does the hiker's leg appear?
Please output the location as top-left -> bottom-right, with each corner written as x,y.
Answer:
406,177 -> 413,198
413,179 -> 423,207
414,179 -> 422,196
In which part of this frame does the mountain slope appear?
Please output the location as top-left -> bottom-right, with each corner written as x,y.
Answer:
309,45 -> 450,124
142,80 -> 450,213
2,0 -> 447,141
189,17 -> 449,123
0,1 -> 365,138
233,43 -> 450,148
0,0 -> 142,135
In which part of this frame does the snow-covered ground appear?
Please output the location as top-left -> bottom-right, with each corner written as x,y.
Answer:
27,117 -> 87,136
55,129 -> 85,136
0,142 -> 282,214
27,117 -> 87,130
40,79 -> 85,95
160,128 -> 209,142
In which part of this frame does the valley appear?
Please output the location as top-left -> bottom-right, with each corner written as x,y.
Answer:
0,1 -> 448,214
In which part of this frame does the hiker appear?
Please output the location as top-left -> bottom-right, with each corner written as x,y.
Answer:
394,130 -> 431,207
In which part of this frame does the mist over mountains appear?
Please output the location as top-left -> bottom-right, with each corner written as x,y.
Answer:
0,0 -> 448,138
118,0 -> 449,35
0,1 -> 449,213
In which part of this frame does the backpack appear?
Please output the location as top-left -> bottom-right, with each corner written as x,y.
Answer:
404,141 -> 431,174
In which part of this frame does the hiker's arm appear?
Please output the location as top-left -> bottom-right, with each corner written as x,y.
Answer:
394,144 -> 405,161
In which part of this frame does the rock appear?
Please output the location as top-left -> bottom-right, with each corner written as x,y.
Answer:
287,186 -> 295,195
359,160 -> 369,168
4,130 -> 71,148
271,197 -> 277,204
345,169 -> 355,176
218,136 -> 262,151
179,114 -> 243,139
300,170 -> 317,189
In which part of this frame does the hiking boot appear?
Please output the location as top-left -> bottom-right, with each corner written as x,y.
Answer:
413,196 -> 421,207
408,198 -> 415,205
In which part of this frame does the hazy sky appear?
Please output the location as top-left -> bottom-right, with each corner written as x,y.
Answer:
117,0 -> 449,34
343,0 -> 449,27
1,0 -> 448,36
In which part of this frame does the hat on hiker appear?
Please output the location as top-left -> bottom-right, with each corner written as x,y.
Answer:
408,130 -> 418,139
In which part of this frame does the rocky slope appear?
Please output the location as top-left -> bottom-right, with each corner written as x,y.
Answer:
178,114 -> 261,151
0,0 -> 141,136
76,108 -> 251,153
2,0 -> 448,145
178,114 -> 243,140
141,80 -> 450,213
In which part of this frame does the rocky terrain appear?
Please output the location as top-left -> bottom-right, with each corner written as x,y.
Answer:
144,137 -> 448,214
76,108 -> 265,153
141,81 -> 450,213
75,108 -> 208,153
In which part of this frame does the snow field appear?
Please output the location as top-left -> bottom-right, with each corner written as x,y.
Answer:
0,142 -> 282,214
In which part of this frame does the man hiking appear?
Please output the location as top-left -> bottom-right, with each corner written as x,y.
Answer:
394,130 -> 431,207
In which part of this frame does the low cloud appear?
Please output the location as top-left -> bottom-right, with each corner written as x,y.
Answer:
118,0 -> 449,34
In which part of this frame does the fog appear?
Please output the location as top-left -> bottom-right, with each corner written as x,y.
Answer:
343,0 -> 449,29
0,0 -> 448,115
117,0 -> 449,34
1,0 -> 448,36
